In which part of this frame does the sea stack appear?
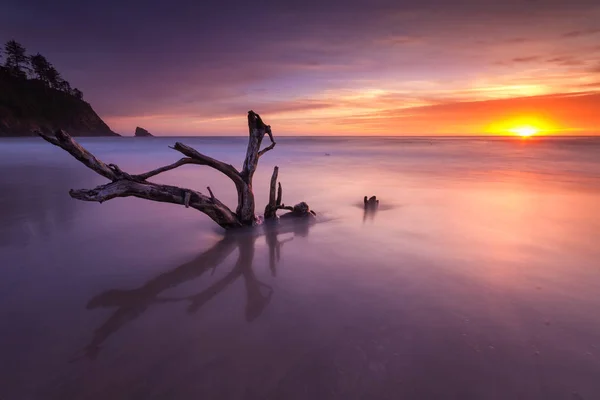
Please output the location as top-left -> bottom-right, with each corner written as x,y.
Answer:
134,127 -> 153,137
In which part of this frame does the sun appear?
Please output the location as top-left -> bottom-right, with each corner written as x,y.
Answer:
486,117 -> 554,137
509,126 -> 538,137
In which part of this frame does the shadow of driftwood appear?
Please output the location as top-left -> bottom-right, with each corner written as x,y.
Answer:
78,218 -> 316,360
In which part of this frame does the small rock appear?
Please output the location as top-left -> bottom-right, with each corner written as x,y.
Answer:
364,195 -> 379,209
134,126 -> 153,137
280,201 -> 317,220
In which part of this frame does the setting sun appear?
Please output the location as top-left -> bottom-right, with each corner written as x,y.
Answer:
510,126 -> 538,137
485,116 -> 555,137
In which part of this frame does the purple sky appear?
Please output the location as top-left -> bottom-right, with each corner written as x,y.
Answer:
2,0 -> 600,135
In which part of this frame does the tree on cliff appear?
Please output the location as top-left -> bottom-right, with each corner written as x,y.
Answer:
3,39 -> 82,98
45,65 -> 62,89
30,52 -> 75,94
30,53 -> 52,84
58,79 -> 72,94
3,40 -> 30,78
72,88 -> 84,100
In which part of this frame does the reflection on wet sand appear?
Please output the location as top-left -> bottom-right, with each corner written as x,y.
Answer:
363,206 -> 378,223
80,218 -> 315,360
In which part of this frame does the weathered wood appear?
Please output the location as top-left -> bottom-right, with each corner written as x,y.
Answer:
234,110 -> 275,224
134,158 -> 196,180
276,182 -> 282,207
364,195 -> 379,209
258,142 -> 276,157
37,129 -> 118,180
170,142 -> 243,185
264,166 -> 295,219
264,166 -> 278,219
69,180 -> 242,228
38,111 -> 314,230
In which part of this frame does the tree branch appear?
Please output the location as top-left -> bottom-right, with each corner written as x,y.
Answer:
38,109 -> 290,230
39,129 -> 242,229
170,142 -> 243,185
263,166 -> 293,218
37,129 -> 117,181
242,110 -> 271,181
276,182 -> 282,207
70,180 -> 242,229
207,186 -> 216,200
258,142 -> 276,157
133,158 -> 196,180
264,166 -> 279,220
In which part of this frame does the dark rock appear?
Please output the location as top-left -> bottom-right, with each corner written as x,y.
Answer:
364,195 -> 379,209
280,201 -> 317,220
134,127 -> 153,137
0,68 -> 118,137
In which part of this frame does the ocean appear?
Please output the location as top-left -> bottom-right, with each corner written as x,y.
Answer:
1,136 -> 600,399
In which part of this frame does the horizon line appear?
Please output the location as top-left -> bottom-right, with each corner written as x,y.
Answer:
111,134 -> 600,138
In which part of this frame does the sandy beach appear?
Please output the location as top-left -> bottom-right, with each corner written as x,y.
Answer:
1,136 -> 599,399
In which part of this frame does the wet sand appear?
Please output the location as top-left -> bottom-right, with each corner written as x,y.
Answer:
1,137 -> 599,399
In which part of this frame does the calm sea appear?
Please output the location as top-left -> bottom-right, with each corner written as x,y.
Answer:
1,136 -> 600,399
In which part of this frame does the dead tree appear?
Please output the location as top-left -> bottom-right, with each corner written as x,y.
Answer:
38,110 -> 308,230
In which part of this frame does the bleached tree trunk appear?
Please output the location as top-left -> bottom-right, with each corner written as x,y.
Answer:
37,110 -> 277,229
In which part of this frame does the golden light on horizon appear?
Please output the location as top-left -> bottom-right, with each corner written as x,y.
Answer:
485,115 -> 555,137
509,126 -> 538,137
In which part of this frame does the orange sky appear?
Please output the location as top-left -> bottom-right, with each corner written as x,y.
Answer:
7,0 -> 599,136
106,91 -> 600,136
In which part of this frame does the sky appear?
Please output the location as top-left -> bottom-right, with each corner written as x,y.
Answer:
1,0 -> 600,136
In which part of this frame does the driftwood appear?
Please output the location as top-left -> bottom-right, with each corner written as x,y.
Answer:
38,111 -> 312,230
264,166 -> 293,219
363,195 -> 379,222
364,195 -> 379,209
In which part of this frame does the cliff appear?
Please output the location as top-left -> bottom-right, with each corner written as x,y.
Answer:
0,68 -> 118,137
134,127 -> 153,137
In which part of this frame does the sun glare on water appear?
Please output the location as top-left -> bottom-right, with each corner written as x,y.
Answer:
510,126 -> 538,137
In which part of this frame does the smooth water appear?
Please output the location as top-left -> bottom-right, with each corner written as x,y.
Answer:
1,136 -> 600,399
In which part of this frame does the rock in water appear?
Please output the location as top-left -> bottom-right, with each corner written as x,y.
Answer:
134,127 -> 153,137
281,201 -> 317,219
364,195 -> 379,209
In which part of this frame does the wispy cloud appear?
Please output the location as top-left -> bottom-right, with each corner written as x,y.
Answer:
562,29 -> 600,38
511,56 -> 542,63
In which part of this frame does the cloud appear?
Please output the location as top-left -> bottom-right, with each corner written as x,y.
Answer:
106,90 -> 600,135
546,56 -> 585,66
505,37 -> 528,43
376,35 -> 425,46
591,63 -> 600,73
511,56 -> 541,63
562,29 -> 600,38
